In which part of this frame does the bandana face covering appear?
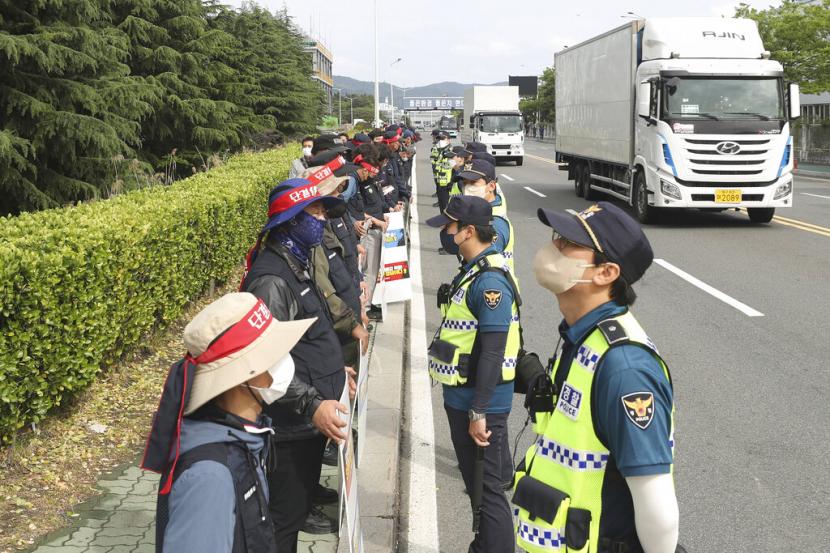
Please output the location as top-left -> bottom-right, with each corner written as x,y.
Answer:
281,210 -> 326,264
533,241 -> 595,295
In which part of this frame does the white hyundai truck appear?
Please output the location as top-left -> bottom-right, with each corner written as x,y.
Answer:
554,17 -> 800,223
462,86 -> 524,166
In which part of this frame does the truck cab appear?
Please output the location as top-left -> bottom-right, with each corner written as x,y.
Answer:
633,19 -> 799,223
463,86 -> 525,166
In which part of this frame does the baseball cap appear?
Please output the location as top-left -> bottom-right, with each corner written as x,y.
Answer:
465,141 -> 487,153
537,202 -> 654,284
471,151 -> 497,166
312,134 -> 347,155
426,195 -> 493,228
459,158 -> 496,182
451,145 -> 471,158
262,178 -> 343,233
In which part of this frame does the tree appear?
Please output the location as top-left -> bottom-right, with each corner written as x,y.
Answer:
111,0 -> 264,174
0,0 -> 160,213
736,0 -> 830,94
537,67 -> 556,123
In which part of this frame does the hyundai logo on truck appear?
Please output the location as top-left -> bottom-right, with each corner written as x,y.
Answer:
715,142 -> 741,155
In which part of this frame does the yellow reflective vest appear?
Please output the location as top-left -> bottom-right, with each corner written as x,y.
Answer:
428,253 -> 521,387
513,311 -> 673,553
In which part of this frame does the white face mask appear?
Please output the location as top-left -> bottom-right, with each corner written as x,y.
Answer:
248,354 -> 295,405
447,158 -> 457,169
533,242 -> 595,295
302,146 -> 313,157
463,183 -> 487,199
438,139 -> 449,148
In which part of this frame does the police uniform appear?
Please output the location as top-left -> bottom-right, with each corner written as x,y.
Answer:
458,159 -> 517,275
513,203 -> 674,553
426,196 -> 521,553
435,147 -> 456,212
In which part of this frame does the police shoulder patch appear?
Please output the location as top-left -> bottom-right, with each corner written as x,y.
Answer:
621,392 -> 655,430
483,289 -> 502,309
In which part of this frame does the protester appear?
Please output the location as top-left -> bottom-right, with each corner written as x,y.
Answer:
240,177 -> 356,548
142,293 -> 317,553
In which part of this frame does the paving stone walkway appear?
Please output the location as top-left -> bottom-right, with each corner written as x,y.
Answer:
28,458 -> 340,553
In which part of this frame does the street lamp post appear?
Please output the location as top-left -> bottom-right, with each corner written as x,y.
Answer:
390,57 -> 402,123
373,0 -> 379,127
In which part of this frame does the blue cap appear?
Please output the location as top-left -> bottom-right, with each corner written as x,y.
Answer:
471,151 -> 497,166
458,159 -> 496,182
262,178 -> 343,234
465,141 -> 487,153
537,202 -> 654,284
426,195 -> 493,228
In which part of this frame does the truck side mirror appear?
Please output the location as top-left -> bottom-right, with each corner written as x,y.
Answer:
788,83 -> 801,120
637,82 -> 651,119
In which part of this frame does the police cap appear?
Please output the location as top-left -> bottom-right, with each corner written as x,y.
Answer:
537,202 -> 654,284
426,195 -> 493,228
458,158 -> 496,182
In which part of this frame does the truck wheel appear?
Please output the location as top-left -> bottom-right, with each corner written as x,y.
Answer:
515,157 -> 523,166
747,208 -> 775,223
574,165 -> 586,198
633,171 -> 657,224
583,167 -> 600,201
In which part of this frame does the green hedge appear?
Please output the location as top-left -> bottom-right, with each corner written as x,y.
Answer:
0,145 -> 299,442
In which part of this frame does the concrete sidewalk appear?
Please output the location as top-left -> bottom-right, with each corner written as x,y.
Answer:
27,304 -> 407,553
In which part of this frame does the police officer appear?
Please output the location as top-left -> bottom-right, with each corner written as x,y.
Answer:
426,195 -> 521,553
447,145 -> 472,199
458,159 -> 515,274
466,143 -> 508,211
436,144 -> 464,212
513,202 -> 678,553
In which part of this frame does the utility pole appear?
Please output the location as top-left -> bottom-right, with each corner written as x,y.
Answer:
334,88 -> 342,126
373,0 -> 379,127
346,96 -> 354,125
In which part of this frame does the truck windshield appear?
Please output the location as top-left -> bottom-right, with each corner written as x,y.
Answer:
480,115 -> 523,133
663,77 -> 784,120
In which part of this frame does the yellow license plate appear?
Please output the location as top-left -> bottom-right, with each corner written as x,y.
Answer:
715,189 -> 742,203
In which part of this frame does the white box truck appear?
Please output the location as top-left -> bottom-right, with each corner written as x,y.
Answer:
462,86 -> 524,165
555,17 -> 800,223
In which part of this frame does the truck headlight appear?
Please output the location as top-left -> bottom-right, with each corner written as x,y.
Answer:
660,180 -> 681,200
774,180 -> 792,200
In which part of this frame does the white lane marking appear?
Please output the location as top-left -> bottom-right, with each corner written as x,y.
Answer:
802,192 -> 830,200
407,155 -> 440,553
654,259 -> 764,318
500,174 -> 515,182
524,186 -> 546,198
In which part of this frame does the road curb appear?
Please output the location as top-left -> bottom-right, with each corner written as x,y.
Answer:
796,168 -> 830,181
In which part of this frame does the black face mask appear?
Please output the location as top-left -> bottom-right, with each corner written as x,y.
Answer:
326,203 -> 347,219
439,228 -> 459,255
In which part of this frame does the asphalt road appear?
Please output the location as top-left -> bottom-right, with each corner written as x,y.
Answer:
401,138 -> 830,552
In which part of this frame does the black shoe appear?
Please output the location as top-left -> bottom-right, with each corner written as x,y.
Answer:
322,442 -> 338,466
432,201 -> 439,207
367,307 -> 383,321
302,506 -> 338,534
431,192 -> 437,197
438,248 -> 450,255
313,483 -> 339,505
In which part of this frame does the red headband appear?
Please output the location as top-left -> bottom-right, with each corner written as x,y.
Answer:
268,182 -> 321,217
190,299 -> 273,366
353,155 -> 379,176
384,135 -> 400,144
306,156 -> 345,186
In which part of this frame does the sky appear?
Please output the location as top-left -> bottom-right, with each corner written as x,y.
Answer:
227,0 -> 782,87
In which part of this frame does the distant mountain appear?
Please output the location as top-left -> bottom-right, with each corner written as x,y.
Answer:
333,75 -> 509,107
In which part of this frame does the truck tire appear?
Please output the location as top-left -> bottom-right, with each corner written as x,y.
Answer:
583,166 -> 600,201
515,157 -> 523,166
747,207 -> 775,223
574,165 -> 586,198
633,170 -> 657,224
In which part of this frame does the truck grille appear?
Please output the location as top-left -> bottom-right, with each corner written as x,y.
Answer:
681,138 -> 772,176
491,144 -> 509,150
